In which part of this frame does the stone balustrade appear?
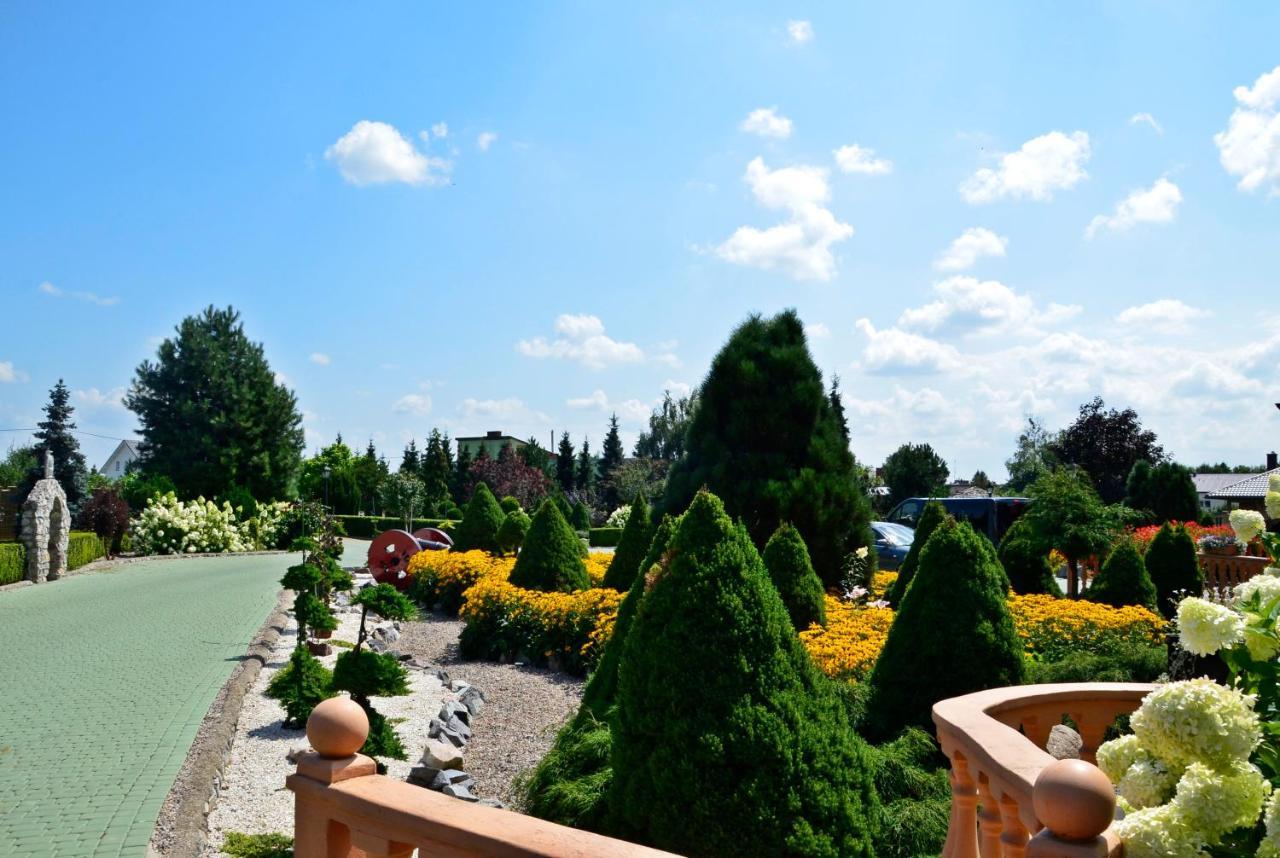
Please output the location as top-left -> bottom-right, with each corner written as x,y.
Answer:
932,682 -> 1155,858
288,697 -> 677,857
1199,551 -> 1271,591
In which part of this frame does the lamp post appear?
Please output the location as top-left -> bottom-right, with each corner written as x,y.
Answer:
323,465 -> 331,512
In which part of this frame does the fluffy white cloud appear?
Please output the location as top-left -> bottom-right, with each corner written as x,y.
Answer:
38,280 -> 119,306
0,361 -> 26,383
309,352 -> 331,366
516,314 -> 644,369
325,120 -> 450,186
457,397 -> 552,425
1116,299 -> 1209,333
1214,65 -> 1280,194
960,130 -> 1091,203
567,389 -> 609,410
806,322 -> 831,339
74,387 -> 126,410
934,227 -> 1008,271
664,380 -> 692,397
740,107 -> 793,139
787,19 -> 814,43
1129,112 -> 1164,134
833,144 -> 892,175
393,393 -> 432,416
715,157 -> 853,281
477,131 -> 498,151
897,276 -> 1079,338
567,389 -> 659,422
855,319 -> 963,374
1085,177 -> 1182,238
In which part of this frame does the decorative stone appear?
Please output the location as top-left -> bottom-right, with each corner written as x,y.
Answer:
449,679 -> 472,695
439,700 -> 471,726
428,718 -> 467,749
19,453 -> 71,584
444,713 -> 472,740
460,687 -> 486,717
430,769 -> 475,791
372,624 -> 400,644
407,765 -> 439,788
479,797 -> 507,810
1032,759 -> 1117,842
286,744 -> 312,763
433,669 -> 451,685
1046,724 -> 1083,760
306,697 -> 370,758
442,783 -> 479,802
421,738 -> 463,770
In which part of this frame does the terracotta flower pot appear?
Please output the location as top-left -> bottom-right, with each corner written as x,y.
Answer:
315,628 -> 333,639
1206,544 -> 1240,557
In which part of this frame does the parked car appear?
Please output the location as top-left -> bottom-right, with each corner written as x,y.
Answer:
871,521 -> 915,571
886,496 -> 1030,544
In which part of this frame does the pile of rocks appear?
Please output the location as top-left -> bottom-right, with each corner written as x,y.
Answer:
407,670 -> 501,806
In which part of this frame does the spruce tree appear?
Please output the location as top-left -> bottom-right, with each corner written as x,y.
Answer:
420,429 -> 453,513
598,414 -> 625,510
575,438 -> 594,490
885,501 -> 946,607
126,306 -> 303,500
997,518 -> 1059,596
601,493 -> 651,591
1145,523 -> 1203,618
452,445 -> 473,502
865,519 -> 1025,741
661,310 -> 875,586
1085,541 -> 1157,610
20,379 -> 88,513
496,508 -> 531,555
509,499 -> 590,592
400,440 -> 420,474
451,482 -> 505,552
611,492 -> 879,855
762,523 -> 827,630
556,432 -> 576,492
570,500 -> 591,530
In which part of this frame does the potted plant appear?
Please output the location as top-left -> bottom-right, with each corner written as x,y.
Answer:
1198,533 -> 1239,556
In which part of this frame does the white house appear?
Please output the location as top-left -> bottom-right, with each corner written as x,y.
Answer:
100,440 -> 140,479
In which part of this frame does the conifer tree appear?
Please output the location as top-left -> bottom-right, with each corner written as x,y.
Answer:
997,517 -> 1059,595
599,414 -> 625,480
762,522 -> 826,630
571,500 -> 591,530
20,379 -> 88,513
601,493 -> 650,590
420,429 -> 453,513
452,444 -> 473,502
1145,523 -> 1203,618
1085,540 -> 1157,610
556,432 -> 576,492
575,438 -> 594,490
452,482 -> 505,553
884,501 -> 946,607
496,508 -> 532,555
509,499 -> 590,592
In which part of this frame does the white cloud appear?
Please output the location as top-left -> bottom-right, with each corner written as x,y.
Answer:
431,122 -> 448,139
457,397 -> 552,425
325,120 -> 450,186
855,319 -> 963,374
568,389 -> 610,410
934,227 -> 1008,271
393,393 -> 432,416
73,387 -> 125,410
715,156 -> 853,281
959,130 -> 1091,203
516,314 -> 644,369
897,276 -> 1078,338
477,131 -> 498,151
309,352 -> 331,366
38,280 -> 119,306
787,19 -> 814,44
0,361 -> 29,383
664,380 -> 692,397
1116,299 -> 1210,333
740,107 -> 793,140
1085,177 -> 1182,238
566,389 -> 654,422
806,322 -> 831,339
1129,112 -> 1164,134
1214,65 -> 1280,194
833,144 -> 893,175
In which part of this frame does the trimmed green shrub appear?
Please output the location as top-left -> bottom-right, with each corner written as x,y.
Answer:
0,543 -> 25,585
885,502 -> 946,607
219,831 -> 294,858
601,494 -> 650,591
517,711 -> 613,830
571,501 -> 591,531
865,519 -> 1025,741
451,483 -> 505,552
997,518 -> 1059,596
762,522 -> 826,630
869,729 -> 950,858
1085,541 -> 1157,610
509,500 -> 589,592
1145,522 -> 1203,617
330,515 -> 457,539
500,495 -> 521,514
265,646 -> 334,727
1025,642 -> 1167,684
67,531 -> 108,570
589,527 -> 623,548
496,509 -> 531,556
611,491 -> 880,856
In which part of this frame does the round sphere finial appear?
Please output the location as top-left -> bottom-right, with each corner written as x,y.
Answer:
306,696 -> 369,758
1033,759 -> 1116,842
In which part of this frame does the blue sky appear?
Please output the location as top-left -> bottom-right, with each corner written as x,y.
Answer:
2,2 -> 1279,480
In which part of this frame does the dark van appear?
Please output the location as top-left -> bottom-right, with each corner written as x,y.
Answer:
886,496 -> 1030,543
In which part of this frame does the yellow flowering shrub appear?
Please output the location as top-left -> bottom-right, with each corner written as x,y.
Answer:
799,595 -> 893,681
870,572 -> 898,600
406,550 -> 514,614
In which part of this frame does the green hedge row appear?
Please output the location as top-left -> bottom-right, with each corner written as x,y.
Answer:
0,531 -> 108,585
589,527 -> 623,548
332,515 -> 458,539
0,543 -> 23,585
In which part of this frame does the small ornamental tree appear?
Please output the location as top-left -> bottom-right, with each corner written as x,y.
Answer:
762,523 -> 826,630
80,487 -> 130,556
266,646 -> 334,727
571,500 -> 591,531
1145,523 -> 1203,618
451,482 -> 505,552
865,519 -> 1025,741
509,500 -> 590,592
500,495 -> 521,514
885,501 -> 946,608
601,493 -> 651,591
610,492 -> 880,856
997,518 -> 1059,596
1085,541 -> 1157,611
1021,468 -> 1129,597
496,509 -> 532,556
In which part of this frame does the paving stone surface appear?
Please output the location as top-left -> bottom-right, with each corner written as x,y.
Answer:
0,552 -> 297,857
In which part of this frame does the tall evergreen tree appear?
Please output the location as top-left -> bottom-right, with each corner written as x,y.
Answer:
1124,460 -> 1199,524
599,414 -> 625,479
420,429 -> 452,513
399,440 -> 420,475
575,438 -> 594,490
661,310 -> 876,585
126,306 -> 303,500
829,375 -> 850,444
520,436 -> 551,473
556,432 -> 576,492
452,443 -> 472,503
20,379 -> 89,513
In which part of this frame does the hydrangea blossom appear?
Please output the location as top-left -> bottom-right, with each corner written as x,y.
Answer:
1113,805 -> 1205,858
129,492 -> 282,555
1118,758 -> 1180,809
1231,509 -> 1267,545
605,505 -> 631,528
1171,760 -> 1270,839
1260,791 -> 1280,858
1130,679 -> 1260,769
1235,573 -> 1280,604
1097,734 -> 1146,783
1177,597 -> 1244,656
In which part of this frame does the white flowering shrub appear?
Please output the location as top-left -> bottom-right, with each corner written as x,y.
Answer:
606,505 -> 631,529
130,493 -> 286,555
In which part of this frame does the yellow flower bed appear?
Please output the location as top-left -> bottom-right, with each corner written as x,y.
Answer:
585,553 -> 611,587
870,571 -> 898,599
406,550 -> 513,613
799,595 -> 894,681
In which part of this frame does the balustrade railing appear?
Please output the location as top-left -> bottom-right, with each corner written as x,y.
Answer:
1199,551 -> 1271,591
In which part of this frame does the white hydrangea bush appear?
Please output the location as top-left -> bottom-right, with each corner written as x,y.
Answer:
130,493 -> 287,555
606,504 -> 631,528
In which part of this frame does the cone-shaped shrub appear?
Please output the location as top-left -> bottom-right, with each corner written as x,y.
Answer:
1085,541 -> 1157,610
885,501 -> 947,607
1145,522 -> 1203,617
571,501 -> 591,531
865,519 -> 1025,741
611,492 -> 880,856
509,499 -> 590,592
601,493 -> 651,591
997,518 -> 1059,596
500,495 -> 521,514
762,522 -> 826,630
452,482 -> 505,552
265,646 -> 334,727
496,509 -> 531,556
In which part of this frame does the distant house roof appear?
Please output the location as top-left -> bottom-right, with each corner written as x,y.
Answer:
1209,468 -> 1280,499
950,485 -> 992,498
1193,472 -> 1259,495
100,439 -> 141,473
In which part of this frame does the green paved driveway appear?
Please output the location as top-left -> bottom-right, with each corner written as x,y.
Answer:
0,553 -> 294,857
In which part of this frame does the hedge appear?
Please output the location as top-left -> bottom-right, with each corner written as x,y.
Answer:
588,527 -> 623,548
0,543 -> 23,585
332,515 -> 457,539
0,531 -> 107,585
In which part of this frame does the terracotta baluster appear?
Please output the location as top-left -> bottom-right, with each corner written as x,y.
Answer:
943,749 -> 980,858
1066,709 -> 1112,764
291,697 -> 379,858
999,793 -> 1030,858
1027,759 -> 1116,858
977,775 -> 1003,858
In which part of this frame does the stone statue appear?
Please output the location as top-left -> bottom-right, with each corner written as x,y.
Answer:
44,449 -> 54,479
21,452 -> 69,583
